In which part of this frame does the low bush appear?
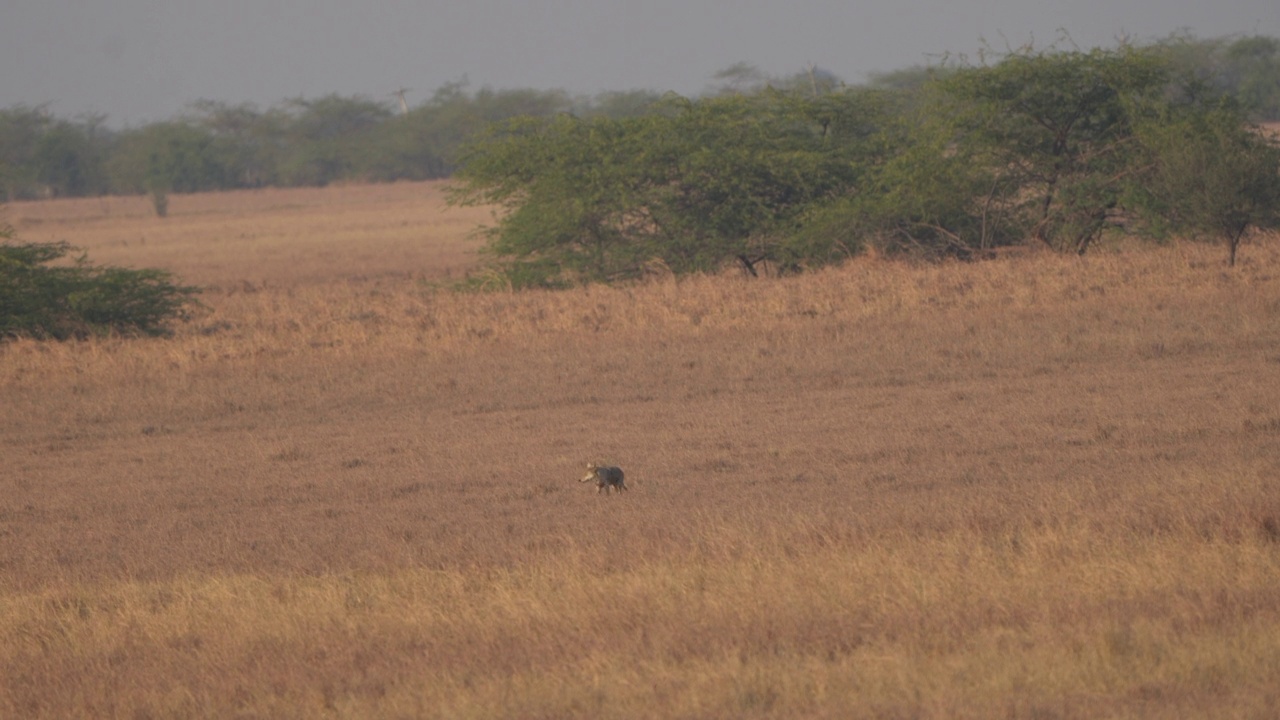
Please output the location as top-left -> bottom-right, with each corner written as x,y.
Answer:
0,231 -> 198,339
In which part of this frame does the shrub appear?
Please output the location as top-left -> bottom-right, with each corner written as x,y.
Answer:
0,233 -> 199,339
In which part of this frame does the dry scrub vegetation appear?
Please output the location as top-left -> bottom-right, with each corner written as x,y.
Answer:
3,182 -> 1280,718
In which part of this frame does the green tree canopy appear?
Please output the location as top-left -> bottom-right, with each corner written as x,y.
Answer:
0,106 -> 50,200
453,44 -> 1280,278
1,234 -> 200,340
1130,103 -> 1280,265
937,45 -> 1170,254
451,88 -> 892,287
32,118 -> 109,198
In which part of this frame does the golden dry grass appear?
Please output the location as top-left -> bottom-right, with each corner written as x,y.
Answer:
3,183 -> 1280,718
5,181 -> 488,289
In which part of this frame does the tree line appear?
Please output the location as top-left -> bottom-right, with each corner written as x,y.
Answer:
452,38 -> 1280,286
2,33 -> 1278,207
0,81 -> 666,208
3,35 -> 1280,339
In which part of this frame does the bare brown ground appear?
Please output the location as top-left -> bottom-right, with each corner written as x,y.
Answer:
2,184 -> 1280,718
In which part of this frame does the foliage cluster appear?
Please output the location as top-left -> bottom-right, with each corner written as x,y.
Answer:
0,83 -> 663,204
1,34 -> 1275,209
0,231 -> 198,339
453,41 -> 1280,286
452,91 -> 895,285
1157,33 -> 1280,119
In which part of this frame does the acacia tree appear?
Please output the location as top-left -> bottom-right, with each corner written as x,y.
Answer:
450,89 -> 887,287
802,81 -> 1018,258
452,112 -> 649,286
939,46 -> 1169,254
1131,104 -> 1280,265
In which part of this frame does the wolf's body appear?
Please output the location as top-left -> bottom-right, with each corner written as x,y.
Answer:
580,463 -> 627,494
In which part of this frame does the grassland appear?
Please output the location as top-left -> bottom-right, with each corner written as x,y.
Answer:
3,182 -> 1280,718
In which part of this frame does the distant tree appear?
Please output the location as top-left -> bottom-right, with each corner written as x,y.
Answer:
1155,34 -> 1280,120
578,89 -> 665,119
0,106 -> 50,200
32,118 -> 109,198
708,62 -> 769,95
1130,104 -> 1280,265
706,63 -> 845,98
472,86 -> 572,123
277,94 -> 391,185
123,122 -> 229,215
376,80 -> 483,180
0,110 -> 113,199
285,94 -> 392,141
866,65 -> 947,92
362,82 -> 573,182
1225,36 -> 1280,120
188,100 -> 286,187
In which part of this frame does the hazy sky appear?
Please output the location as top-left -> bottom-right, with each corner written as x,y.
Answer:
3,0 -> 1278,126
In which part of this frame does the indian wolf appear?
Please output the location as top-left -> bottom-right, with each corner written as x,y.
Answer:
580,463 -> 627,494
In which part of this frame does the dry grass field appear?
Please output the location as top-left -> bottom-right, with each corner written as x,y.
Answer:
3,182 -> 1280,718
